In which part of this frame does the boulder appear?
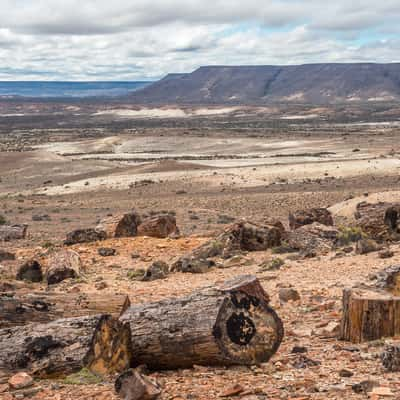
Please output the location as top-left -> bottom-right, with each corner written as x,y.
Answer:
174,221 -> 282,273
0,249 -> 15,262
0,224 -> 28,241
355,201 -> 400,241
46,250 -> 82,285
98,247 -> 116,257
97,211 -> 141,238
289,208 -> 333,230
279,288 -> 300,303
64,228 -> 106,246
141,261 -> 169,281
137,214 -> 179,238
355,238 -> 381,255
16,260 -> 43,282
286,222 -> 339,257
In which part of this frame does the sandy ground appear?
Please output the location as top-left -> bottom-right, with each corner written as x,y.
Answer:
2,115 -> 400,399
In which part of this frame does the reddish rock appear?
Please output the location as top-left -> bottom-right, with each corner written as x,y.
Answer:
8,372 -> 34,390
138,214 -> 179,238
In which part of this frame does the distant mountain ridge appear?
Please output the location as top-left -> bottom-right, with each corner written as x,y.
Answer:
130,63 -> 400,104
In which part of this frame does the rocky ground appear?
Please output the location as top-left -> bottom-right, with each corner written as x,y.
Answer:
1,105 -> 400,399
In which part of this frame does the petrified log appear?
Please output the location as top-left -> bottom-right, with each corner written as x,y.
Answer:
340,288 -> 400,343
0,292 -> 130,328
0,249 -> 15,261
174,221 -> 282,273
120,275 -> 283,369
138,214 -> 179,238
355,201 -> 400,241
289,207 -> 333,230
115,369 -> 161,400
375,265 -> 400,295
381,344 -> 400,371
286,222 -> 339,257
0,224 -> 27,241
96,211 -> 141,238
46,249 -> 81,285
16,260 -> 43,282
0,314 -> 132,377
64,228 -> 106,246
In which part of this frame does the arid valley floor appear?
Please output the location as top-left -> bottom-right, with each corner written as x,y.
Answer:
2,101 -> 400,399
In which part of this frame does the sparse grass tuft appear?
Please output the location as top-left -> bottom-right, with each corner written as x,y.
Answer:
63,368 -> 102,385
260,257 -> 285,271
0,214 -> 6,225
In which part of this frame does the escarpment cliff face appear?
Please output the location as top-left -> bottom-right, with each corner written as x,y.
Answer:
130,63 -> 400,104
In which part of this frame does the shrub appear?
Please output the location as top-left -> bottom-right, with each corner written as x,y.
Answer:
337,226 -> 367,246
0,214 -> 6,225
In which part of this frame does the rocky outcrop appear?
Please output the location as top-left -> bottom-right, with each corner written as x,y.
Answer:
289,208 -> 333,230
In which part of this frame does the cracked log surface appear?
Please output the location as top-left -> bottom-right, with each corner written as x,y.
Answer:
120,275 -> 283,369
340,287 -> 400,343
0,292 -> 130,328
0,315 -> 132,377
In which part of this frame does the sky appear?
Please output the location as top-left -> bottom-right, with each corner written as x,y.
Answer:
0,0 -> 399,81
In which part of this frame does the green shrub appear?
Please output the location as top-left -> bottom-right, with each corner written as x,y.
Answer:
0,214 -> 6,225
260,257 -> 285,271
337,226 -> 367,246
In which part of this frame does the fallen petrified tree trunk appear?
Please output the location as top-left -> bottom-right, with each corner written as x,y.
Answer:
0,314 -> 132,377
355,201 -> 400,241
120,275 -> 283,369
46,249 -> 82,285
96,211 -> 141,238
0,292 -> 130,328
340,287 -> 400,343
0,224 -> 28,241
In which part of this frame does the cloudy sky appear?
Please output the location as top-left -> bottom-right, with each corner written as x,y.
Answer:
1,0 -> 399,80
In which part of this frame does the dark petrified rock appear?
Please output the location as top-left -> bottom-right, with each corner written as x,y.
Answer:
141,261 -> 169,281
286,222 -> 339,257
355,202 -> 400,241
64,228 -> 106,246
98,248 -> 116,257
0,224 -> 28,241
97,211 -> 141,238
289,208 -> 333,230
16,260 -> 43,282
46,250 -> 82,285
0,249 -> 15,261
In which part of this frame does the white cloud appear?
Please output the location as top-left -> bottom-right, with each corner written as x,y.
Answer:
0,1 -> 399,80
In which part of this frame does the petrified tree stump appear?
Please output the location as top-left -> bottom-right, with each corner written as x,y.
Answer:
0,315 -> 132,377
120,275 -> 283,369
46,249 -> 82,285
340,288 -> 400,343
96,211 -> 141,238
0,292 -> 130,328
